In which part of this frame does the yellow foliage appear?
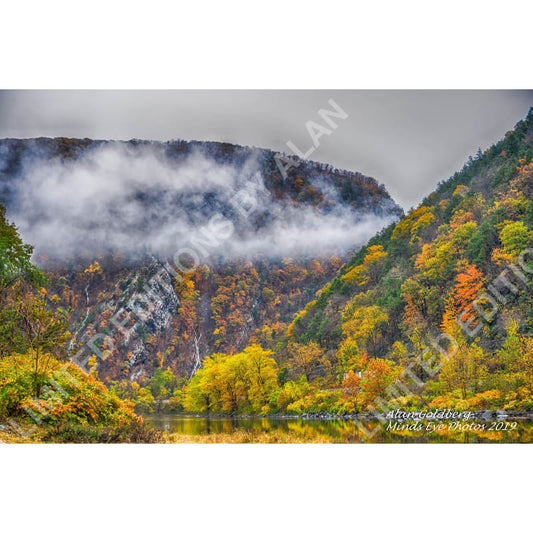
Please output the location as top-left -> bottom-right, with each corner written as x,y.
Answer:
84,261 -> 102,275
391,206 -> 435,241
452,184 -> 469,197
342,245 -> 388,286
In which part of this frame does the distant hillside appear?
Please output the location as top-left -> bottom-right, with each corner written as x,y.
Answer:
0,137 -> 402,382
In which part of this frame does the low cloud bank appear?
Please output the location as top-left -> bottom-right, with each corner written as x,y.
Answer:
6,142 -> 398,263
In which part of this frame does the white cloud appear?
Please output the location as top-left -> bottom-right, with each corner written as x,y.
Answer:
8,142 -> 397,263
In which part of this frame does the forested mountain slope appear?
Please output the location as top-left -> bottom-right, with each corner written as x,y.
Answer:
261,108 -> 533,414
0,138 -> 401,383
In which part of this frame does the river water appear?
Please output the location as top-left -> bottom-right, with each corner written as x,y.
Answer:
143,414 -> 533,443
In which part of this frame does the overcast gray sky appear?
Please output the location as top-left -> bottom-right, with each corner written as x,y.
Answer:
1,90 -> 531,209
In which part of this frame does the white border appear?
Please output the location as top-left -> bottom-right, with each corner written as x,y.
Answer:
1,1 -> 532,531
1,0 -> 532,89
0,444 -> 531,532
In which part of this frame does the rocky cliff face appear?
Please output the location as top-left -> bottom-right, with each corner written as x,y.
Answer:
0,137 -> 402,382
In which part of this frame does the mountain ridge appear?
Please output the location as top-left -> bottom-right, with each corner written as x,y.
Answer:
0,136 -> 402,382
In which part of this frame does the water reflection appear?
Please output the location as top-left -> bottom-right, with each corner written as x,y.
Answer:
143,414 -> 533,443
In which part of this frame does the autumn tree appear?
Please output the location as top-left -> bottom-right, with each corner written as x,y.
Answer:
492,220 -> 532,264
359,358 -> 400,407
182,345 -> 278,414
439,343 -> 488,400
341,302 -> 388,357
497,320 -> 533,396
441,262 -> 484,335
342,245 -> 388,286
0,282 -> 71,395
391,206 -> 436,244
401,278 -> 442,333
244,345 -> 279,411
287,342 -> 327,381
341,370 -> 362,410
